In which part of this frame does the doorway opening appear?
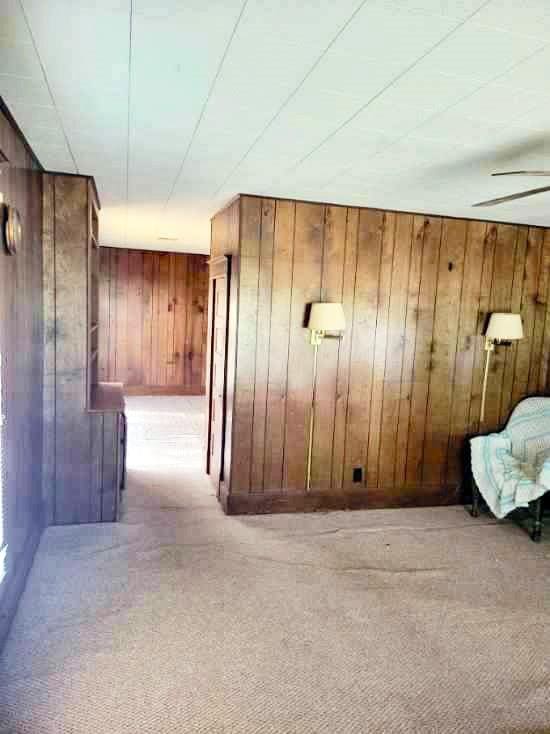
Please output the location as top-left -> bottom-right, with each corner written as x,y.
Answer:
97,247 -> 210,510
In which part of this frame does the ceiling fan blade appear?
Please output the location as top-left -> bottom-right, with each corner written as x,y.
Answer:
492,170 -> 550,177
473,184 -> 550,207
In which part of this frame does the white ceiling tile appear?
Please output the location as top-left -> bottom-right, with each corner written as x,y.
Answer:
447,80 -> 541,122
36,143 -> 76,173
0,40 -> 42,78
512,104 -> 550,132
495,45 -> 550,92
348,99 -> 441,137
0,74 -> 51,107
233,0 -> 363,50
25,124 -> 66,148
0,0 -> 33,42
6,101 -> 59,129
330,1 -> 459,66
366,63 -> 482,114
384,0 -> 488,19
413,111 -> 505,146
473,0 -> 550,39
422,25 -> 546,82
2,0 -> 549,252
299,51 -> 407,104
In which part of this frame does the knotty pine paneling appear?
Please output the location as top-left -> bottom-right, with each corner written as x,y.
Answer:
98,248 -> 208,394
0,101 -> 44,646
214,195 -> 550,514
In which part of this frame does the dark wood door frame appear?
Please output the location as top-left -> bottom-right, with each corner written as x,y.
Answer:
205,255 -> 230,495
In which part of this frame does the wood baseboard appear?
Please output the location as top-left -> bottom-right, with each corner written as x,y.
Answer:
0,522 -> 43,651
222,485 -> 461,516
123,385 -> 205,396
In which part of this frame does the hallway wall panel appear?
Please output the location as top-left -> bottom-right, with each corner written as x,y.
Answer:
0,100 -> 44,646
98,248 -> 208,394
213,195 -> 550,514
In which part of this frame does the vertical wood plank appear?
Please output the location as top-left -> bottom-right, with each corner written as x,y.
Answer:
142,251 -> 154,386
378,213 -> 413,489
114,249 -> 129,384
197,256 -> 209,393
150,254 -> 161,385
445,221 -> 485,487
172,253 -> 189,387
250,199 -> 275,491
499,227 -> 527,423
538,230 -> 550,392
232,196 -> 262,493
98,248 -> 111,381
107,250 -> 117,380
156,253 -> 170,387
483,224 -> 518,428
512,228 -> 544,406
53,175 -> 92,523
528,228 -> 550,395
343,209 -> 384,492
312,205 -> 347,492
283,202 -> 324,492
166,253 -> 177,384
467,224 -> 496,434
405,217 -> 443,488
264,200 -> 296,491
126,250 -> 144,386
101,413 -> 119,521
422,218 -> 467,490
331,208 -> 359,490
367,212 -> 396,489
394,215 -> 424,488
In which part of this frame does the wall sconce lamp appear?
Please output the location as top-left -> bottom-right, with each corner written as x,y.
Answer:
480,312 -> 524,423
306,302 -> 346,491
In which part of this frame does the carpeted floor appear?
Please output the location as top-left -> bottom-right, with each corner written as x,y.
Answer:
1,395 -> 549,733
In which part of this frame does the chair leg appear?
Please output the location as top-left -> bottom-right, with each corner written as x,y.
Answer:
470,478 -> 480,518
531,497 -> 543,543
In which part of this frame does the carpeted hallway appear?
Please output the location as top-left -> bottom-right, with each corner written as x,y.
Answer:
0,396 -> 549,733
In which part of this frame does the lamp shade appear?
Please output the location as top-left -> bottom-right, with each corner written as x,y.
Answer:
307,302 -> 346,332
486,312 -> 523,341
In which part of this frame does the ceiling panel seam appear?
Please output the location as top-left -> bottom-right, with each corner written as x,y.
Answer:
211,0 -> 371,199
161,0 -> 249,218
125,0 -> 135,246
19,0 -> 79,173
322,42 -> 550,191
283,0 -> 497,178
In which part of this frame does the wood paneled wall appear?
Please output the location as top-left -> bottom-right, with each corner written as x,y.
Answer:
212,195 -> 550,514
0,101 -> 43,646
43,174 -> 124,525
98,248 -> 208,394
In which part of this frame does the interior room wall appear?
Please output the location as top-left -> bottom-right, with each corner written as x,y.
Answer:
98,248 -> 208,395
0,101 -> 44,646
212,194 -> 550,514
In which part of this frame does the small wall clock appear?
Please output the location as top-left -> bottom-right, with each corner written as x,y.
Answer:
1,203 -> 22,255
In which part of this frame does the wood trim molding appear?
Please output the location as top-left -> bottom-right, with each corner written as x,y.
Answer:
123,385 -> 204,396
224,485 -> 461,516
208,254 -> 230,279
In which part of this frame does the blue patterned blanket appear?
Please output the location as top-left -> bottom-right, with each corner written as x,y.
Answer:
470,397 -> 550,519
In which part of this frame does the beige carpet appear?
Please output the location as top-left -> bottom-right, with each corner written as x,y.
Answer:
1,396 -> 549,733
